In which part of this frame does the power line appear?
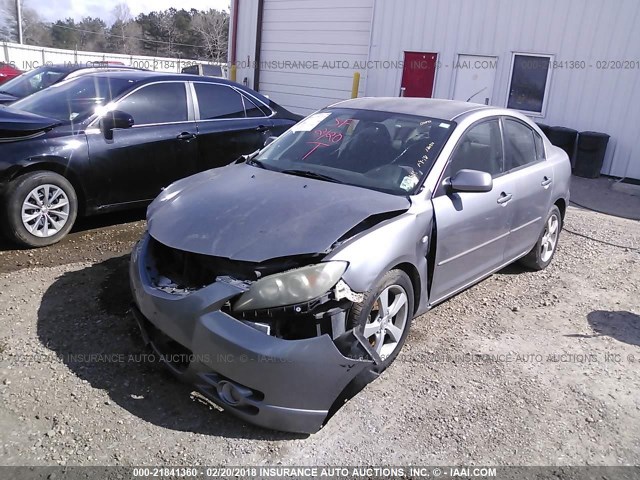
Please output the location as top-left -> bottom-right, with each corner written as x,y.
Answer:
51,22 -> 217,50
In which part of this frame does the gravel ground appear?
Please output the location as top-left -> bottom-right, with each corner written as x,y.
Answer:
0,205 -> 638,467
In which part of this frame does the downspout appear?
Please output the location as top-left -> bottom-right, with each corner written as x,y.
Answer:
230,0 -> 240,80
362,0 -> 376,97
253,0 -> 265,91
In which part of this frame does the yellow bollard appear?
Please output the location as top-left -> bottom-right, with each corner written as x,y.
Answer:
230,64 -> 237,82
351,72 -> 361,99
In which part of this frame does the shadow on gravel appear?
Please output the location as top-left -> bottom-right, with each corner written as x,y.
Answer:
585,310 -> 640,347
496,263 -> 528,275
36,254 -> 304,441
0,209 -> 146,253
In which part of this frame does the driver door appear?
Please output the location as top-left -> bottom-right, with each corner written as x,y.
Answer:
87,81 -> 198,207
429,118 -> 514,304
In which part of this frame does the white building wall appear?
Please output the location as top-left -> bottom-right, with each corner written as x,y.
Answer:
233,0 -> 640,179
365,0 -> 640,179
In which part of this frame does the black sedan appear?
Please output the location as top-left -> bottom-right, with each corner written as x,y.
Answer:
0,63 -> 142,105
0,71 -> 301,247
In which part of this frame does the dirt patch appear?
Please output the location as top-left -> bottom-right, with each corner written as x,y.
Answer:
0,210 -> 145,274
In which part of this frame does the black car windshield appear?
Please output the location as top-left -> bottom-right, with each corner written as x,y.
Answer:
256,108 -> 455,195
11,75 -> 136,122
0,65 -> 71,98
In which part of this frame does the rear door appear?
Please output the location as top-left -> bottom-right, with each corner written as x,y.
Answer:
430,118 -> 514,303
501,117 -> 554,261
88,81 -> 198,206
191,82 -> 273,171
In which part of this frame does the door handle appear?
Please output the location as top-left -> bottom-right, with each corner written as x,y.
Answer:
497,192 -> 513,205
255,125 -> 269,133
176,132 -> 196,141
541,177 -> 553,188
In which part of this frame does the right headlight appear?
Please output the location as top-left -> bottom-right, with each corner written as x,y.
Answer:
233,261 -> 348,312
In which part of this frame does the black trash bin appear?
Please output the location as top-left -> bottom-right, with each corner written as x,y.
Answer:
547,126 -> 578,161
574,131 -> 610,178
536,122 -> 550,137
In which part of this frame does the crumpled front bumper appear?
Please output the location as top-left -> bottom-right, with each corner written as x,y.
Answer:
129,234 -> 371,434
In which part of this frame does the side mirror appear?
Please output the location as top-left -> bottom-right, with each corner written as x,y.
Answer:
100,110 -> 134,138
264,136 -> 277,148
448,169 -> 493,193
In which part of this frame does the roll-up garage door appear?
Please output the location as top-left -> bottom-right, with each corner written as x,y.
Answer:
257,0 -> 373,115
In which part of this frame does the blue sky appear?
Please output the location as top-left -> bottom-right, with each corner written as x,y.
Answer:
27,0 -> 229,23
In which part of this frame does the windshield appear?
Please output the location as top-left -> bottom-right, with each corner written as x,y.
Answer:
256,108 -> 455,195
11,75 -> 136,122
0,66 -> 71,98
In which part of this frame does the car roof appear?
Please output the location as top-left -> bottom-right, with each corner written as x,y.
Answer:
83,70 -> 271,103
41,64 -> 133,72
87,69 -> 234,83
330,97 -> 492,121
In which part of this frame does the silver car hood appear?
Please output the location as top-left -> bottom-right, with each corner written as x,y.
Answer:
147,163 -> 410,262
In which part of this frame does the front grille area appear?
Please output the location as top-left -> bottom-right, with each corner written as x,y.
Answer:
148,236 -> 319,291
149,237 -> 258,290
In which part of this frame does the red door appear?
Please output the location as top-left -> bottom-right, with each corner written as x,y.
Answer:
401,52 -> 437,98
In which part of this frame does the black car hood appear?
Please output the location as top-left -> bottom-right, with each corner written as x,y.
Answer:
0,92 -> 18,105
147,163 -> 411,262
0,106 -> 60,133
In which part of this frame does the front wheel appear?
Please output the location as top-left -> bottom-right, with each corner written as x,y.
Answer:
348,269 -> 414,372
519,205 -> 562,271
2,171 -> 78,248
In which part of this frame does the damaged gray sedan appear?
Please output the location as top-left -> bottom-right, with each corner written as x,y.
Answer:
129,98 -> 571,433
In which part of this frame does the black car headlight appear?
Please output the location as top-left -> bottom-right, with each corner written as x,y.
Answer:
233,261 -> 348,312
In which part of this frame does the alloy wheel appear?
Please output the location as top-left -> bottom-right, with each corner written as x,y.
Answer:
540,213 -> 559,262
21,184 -> 70,238
363,284 -> 409,360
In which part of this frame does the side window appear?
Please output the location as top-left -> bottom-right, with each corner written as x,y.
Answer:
194,83 -> 245,120
534,130 -> 545,161
503,119 -> 538,170
447,119 -> 504,178
117,83 -> 188,125
242,95 -> 269,118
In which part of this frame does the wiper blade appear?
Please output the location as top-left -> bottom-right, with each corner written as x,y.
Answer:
281,169 -> 343,184
247,157 -> 267,169
237,150 -> 266,168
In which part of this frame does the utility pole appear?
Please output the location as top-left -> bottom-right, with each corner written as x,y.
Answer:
15,0 -> 23,44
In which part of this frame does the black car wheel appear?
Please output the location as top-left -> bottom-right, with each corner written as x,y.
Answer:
2,171 -> 78,248
519,205 -> 562,271
348,269 -> 414,372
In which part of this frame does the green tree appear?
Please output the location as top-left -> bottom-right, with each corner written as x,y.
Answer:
51,18 -> 79,49
76,16 -> 107,51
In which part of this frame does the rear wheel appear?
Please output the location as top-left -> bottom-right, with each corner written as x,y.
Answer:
2,171 -> 78,248
348,269 -> 414,372
520,205 -> 562,270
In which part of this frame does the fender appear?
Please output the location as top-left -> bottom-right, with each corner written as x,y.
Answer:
325,204 -> 434,316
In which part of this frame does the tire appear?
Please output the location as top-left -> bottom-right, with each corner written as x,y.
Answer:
2,171 -> 78,248
348,269 -> 414,373
519,205 -> 562,271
